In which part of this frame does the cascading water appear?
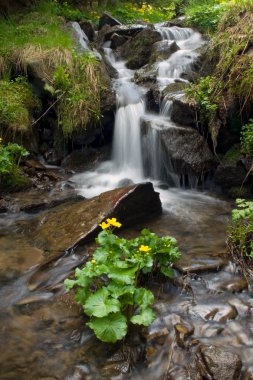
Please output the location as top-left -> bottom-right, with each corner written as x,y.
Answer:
72,23 -> 206,208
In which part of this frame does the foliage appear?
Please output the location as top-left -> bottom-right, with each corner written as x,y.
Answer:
184,0 -> 229,33
65,218 -> 180,343
0,76 -> 40,132
228,199 -> 253,260
53,53 -> 101,137
241,120 -> 253,156
0,138 -> 29,188
55,0 -> 176,24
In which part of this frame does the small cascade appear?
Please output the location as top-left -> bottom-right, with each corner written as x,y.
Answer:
72,23 -> 206,197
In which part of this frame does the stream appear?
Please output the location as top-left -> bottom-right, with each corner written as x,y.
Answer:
0,23 -> 253,380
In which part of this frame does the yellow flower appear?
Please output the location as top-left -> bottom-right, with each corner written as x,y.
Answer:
106,217 -> 122,228
91,259 -> 96,264
0,137 -> 2,143
139,245 -> 151,252
99,221 -> 110,230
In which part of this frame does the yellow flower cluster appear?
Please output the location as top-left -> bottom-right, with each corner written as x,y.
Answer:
99,217 -> 122,230
139,245 -> 151,253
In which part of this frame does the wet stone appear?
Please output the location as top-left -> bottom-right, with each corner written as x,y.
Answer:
199,344 -> 242,380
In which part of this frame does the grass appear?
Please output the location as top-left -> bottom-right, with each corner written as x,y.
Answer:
0,76 -> 40,133
0,0 -> 102,138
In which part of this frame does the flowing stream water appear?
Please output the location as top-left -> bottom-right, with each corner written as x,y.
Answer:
0,24 -> 253,379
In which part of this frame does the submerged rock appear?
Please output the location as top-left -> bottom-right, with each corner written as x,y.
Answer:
32,182 -> 162,256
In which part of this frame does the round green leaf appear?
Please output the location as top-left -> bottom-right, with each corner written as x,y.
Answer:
87,313 -> 127,343
84,287 -> 121,317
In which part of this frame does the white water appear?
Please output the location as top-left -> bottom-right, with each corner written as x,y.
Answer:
71,24 -> 223,216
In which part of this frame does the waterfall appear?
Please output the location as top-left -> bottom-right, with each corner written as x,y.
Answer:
72,25 -> 205,197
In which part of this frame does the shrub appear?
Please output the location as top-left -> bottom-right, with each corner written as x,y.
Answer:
65,218 -> 180,343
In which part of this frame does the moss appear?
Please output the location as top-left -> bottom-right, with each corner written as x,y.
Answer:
222,144 -> 241,165
0,76 -> 40,133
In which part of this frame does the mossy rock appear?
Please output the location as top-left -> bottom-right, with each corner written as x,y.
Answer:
120,29 -> 162,70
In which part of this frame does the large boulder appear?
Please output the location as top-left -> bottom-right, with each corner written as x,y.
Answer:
104,24 -> 147,41
31,183 -> 162,257
134,64 -> 157,86
119,28 -> 162,69
141,119 -> 216,178
98,12 -> 121,30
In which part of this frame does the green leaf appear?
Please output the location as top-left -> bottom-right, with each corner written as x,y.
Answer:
107,284 -> 135,298
160,266 -> 174,278
134,288 -> 154,309
64,278 -> 76,291
87,313 -> 127,343
107,266 -> 138,285
131,307 -> 155,327
93,247 -> 109,262
84,287 -> 121,317
76,287 -> 90,305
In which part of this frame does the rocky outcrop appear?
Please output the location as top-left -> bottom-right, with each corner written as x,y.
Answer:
98,12 -> 121,30
110,33 -> 128,49
119,28 -> 162,69
169,94 -> 196,127
31,182 -> 162,256
103,24 -> 147,41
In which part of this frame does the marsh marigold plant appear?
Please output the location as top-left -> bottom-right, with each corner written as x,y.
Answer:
65,218 -> 180,343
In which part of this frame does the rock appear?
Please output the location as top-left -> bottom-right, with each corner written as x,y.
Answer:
199,345 -> 242,380
141,119 -> 216,177
214,162 -> 248,189
103,24 -> 147,41
79,20 -> 96,41
119,28 -> 162,69
98,12 -> 121,30
61,147 -> 110,171
169,94 -> 196,127
134,64 -> 157,86
110,33 -> 128,49
145,85 -> 160,113
165,17 -> 186,28
32,182 -> 162,256
150,40 -> 180,63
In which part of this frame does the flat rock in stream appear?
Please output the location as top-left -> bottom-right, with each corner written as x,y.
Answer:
32,182 -> 162,256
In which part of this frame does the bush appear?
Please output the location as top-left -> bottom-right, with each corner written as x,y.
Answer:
65,218 -> 180,343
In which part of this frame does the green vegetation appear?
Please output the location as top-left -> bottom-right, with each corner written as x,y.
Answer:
55,1 -> 176,24
0,139 -> 29,188
65,218 -> 180,343
227,199 -> 253,283
0,77 -> 40,132
241,120 -> 253,157
184,0 -> 229,33
0,1 -> 102,138
53,53 -> 101,137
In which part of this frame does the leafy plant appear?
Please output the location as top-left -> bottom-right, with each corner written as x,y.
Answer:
228,199 -> 253,266
65,218 -> 180,343
0,138 -> 29,187
241,120 -> 253,156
